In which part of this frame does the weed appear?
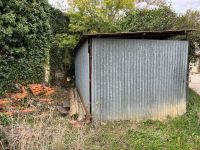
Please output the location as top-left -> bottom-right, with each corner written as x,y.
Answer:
0,113 -> 11,126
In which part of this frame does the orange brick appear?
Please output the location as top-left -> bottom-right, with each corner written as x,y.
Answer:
20,108 -> 37,114
11,86 -> 28,100
4,111 -> 13,117
11,93 -> 28,99
29,84 -> 44,96
37,98 -> 52,104
0,100 -> 11,105
44,87 -> 55,96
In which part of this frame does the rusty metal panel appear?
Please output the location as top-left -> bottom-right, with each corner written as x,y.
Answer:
75,40 -> 90,112
91,38 -> 189,121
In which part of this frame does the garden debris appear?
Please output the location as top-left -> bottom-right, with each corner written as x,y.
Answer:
62,100 -> 70,110
4,108 -> 37,117
29,84 -> 55,96
70,120 -> 85,128
69,89 -> 78,117
0,106 -> 16,112
29,84 -> 44,96
11,86 -> 28,100
44,87 -> 55,96
0,99 -> 11,105
0,106 -> 4,112
7,106 -> 16,110
20,108 -> 37,114
68,88 -> 91,128
0,84 -> 57,117
57,106 -> 68,116
0,86 -> 92,128
37,98 -> 52,104
100,122 -> 107,126
0,126 -> 36,144
77,95 -> 87,121
4,111 -> 13,117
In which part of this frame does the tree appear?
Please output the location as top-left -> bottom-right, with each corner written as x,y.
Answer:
52,0 -> 136,80
174,10 -> 200,62
50,8 -> 72,85
67,0 -> 135,33
119,6 -> 176,32
50,7 -> 69,34
63,1 -> 198,75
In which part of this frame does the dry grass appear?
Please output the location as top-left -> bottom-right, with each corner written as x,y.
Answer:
0,109 -> 130,150
0,109 -> 70,150
0,89 -> 200,150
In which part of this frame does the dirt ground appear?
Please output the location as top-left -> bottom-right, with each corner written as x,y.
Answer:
189,73 -> 200,95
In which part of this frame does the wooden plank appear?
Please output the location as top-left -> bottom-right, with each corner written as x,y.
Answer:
70,88 -> 91,122
78,101 -> 85,121
69,89 -> 76,116
80,101 -> 86,116
73,89 -> 79,115
76,90 -> 87,121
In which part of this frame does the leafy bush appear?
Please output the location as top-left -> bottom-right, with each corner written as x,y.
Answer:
50,33 -> 78,85
50,8 -> 75,85
119,6 -> 177,32
0,0 -> 52,94
174,10 -> 200,62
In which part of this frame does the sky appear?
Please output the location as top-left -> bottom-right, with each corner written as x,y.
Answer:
48,0 -> 200,14
168,0 -> 200,13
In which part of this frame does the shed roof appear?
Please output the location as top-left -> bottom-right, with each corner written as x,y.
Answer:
74,30 -> 195,52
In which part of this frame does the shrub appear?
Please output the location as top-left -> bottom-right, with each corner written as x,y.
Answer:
0,0 -> 52,94
49,8 -> 75,85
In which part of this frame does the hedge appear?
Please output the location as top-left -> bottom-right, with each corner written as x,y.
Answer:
0,0 -> 52,94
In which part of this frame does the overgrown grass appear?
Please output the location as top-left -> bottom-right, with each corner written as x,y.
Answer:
1,89 -> 200,150
85,89 -> 200,150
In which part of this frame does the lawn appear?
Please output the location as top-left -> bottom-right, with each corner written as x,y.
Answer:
0,89 -> 200,150
83,89 -> 200,150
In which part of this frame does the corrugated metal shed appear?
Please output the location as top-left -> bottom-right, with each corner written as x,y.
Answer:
74,30 -> 194,52
74,30 -> 191,121
75,42 -> 90,111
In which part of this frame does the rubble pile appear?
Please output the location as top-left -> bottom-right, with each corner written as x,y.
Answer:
0,84 -> 55,117
0,85 -> 90,128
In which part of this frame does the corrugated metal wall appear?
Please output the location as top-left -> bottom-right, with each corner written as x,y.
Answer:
75,40 -> 90,112
91,39 -> 189,121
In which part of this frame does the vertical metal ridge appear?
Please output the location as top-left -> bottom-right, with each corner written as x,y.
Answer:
104,40 -> 107,120
129,39 -> 131,119
175,41 -> 179,115
91,39 -> 188,121
108,40 -> 111,120
88,39 -> 92,115
164,41 -> 168,118
165,41 -> 170,118
169,41 -> 172,116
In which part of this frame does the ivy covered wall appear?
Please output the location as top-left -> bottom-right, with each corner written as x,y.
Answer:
0,0 -> 52,94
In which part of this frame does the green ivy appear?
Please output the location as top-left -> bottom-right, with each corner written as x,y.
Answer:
0,0 -> 52,94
